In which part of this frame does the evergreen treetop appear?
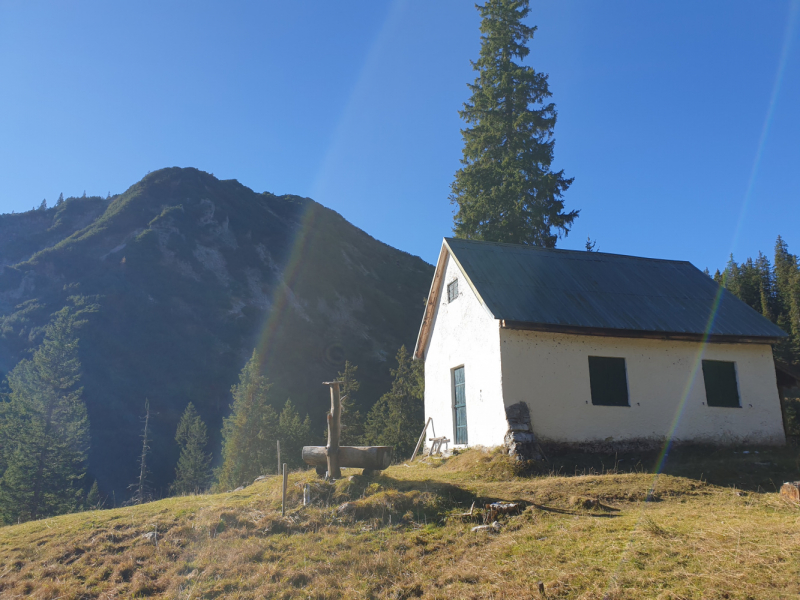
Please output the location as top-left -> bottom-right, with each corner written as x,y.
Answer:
337,361 -> 364,446
718,236 -> 800,368
451,0 -> 577,247
172,402 -> 212,495
216,350 -> 279,491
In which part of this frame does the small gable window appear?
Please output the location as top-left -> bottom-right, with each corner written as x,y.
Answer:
588,356 -> 629,406
447,279 -> 459,303
702,360 -> 740,408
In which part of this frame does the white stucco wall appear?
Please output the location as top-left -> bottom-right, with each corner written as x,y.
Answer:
422,255 -> 507,448
499,329 -> 786,445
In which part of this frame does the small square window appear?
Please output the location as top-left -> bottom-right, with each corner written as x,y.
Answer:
701,360 -> 740,407
447,279 -> 459,303
588,356 -> 629,406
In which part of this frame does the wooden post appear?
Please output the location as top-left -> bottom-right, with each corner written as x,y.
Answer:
323,381 -> 343,479
411,417 -> 433,462
281,463 -> 287,516
277,440 -> 281,475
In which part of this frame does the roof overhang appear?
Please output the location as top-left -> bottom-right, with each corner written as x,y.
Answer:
500,320 -> 784,344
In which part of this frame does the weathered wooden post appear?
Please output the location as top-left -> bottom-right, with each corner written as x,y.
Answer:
277,440 -> 281,475
323,381 -> 343,479
281,463 -> 287,516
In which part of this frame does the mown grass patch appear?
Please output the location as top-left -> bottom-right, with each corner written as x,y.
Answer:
1,447 -> 798,599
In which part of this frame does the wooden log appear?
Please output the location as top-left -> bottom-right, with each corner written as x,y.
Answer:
324,381 -> 342,479
302,446 -> 394,470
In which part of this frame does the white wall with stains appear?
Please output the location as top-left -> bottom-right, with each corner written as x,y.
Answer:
422,254 -> 507,448
499,329 -> 786,445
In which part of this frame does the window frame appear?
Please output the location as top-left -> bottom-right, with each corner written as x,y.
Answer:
447,279 -> 459,303
587,355 -> 630,407
701,359 -> 741,408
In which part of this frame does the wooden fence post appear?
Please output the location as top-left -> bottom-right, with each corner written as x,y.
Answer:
281,463 -> 287,516
277,440 -> 281,475
323,381 -> 342,479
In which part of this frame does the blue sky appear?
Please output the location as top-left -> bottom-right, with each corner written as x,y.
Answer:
1,1 -> 798,272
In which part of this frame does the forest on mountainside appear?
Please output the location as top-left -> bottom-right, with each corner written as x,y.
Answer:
0,168 -> 433,501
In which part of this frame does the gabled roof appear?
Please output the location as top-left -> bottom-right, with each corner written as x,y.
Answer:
414,238 -> 787,359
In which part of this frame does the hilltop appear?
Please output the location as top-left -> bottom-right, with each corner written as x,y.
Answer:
0,447 -> 798,599
0,168 -> 433,496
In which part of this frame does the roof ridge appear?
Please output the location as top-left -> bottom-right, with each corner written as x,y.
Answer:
444,237 -> 693,265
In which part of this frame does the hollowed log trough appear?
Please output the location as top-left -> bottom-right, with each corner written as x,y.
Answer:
302,446 -> 394,477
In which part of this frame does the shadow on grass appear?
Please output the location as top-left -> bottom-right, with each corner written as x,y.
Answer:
531,443 -> 800,493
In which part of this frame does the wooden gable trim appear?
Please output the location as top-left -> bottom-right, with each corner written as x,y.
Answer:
413,242 -> 449,360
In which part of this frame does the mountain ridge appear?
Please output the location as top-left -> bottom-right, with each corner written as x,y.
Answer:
0,167 -> 434,497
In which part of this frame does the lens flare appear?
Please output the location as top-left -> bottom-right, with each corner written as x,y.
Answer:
606,5 -> 799,590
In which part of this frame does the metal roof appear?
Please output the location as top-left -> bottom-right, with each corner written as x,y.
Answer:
444,238 -> 787,340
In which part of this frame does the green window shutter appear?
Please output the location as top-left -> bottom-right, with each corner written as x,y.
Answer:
588,356 -> 630,407
701,360 -> 740,408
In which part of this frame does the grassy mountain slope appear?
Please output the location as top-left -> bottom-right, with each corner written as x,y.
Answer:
0,168 -> 434,497
0,447 -> 798,599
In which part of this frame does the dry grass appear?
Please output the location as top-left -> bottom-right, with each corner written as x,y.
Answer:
1,448 -> 799,599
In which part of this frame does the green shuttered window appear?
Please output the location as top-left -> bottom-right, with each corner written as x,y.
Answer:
701,360 -> 740,408
588,356 -> 630,407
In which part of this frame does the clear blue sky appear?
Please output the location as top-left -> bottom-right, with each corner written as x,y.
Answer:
1,1 -> 798,272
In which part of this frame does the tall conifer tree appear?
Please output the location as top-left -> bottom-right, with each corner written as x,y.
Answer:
324,361 -> 364,446
363,346 -> 424,458
277,399 -> 312,470
172,403 -> 212,495
0,308 -> 89,524
216,350 -> 278,490
451,0 -> 577,246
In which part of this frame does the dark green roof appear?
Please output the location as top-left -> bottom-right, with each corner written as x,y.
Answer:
445,238 -> 787,340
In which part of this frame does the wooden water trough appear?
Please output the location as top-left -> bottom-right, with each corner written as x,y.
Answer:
306,380 -> 394,478
302,445 -> 394,475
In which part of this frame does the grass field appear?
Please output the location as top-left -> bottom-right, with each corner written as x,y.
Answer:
1,446 -> 799,599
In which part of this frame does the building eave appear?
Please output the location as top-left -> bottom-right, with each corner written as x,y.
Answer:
500,319 -> 784,344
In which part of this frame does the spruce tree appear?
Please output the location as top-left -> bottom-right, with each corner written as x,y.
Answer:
172,403 -> 212,495
216,350 -> 279,490
363,346 -> 424,458
0,308 -> 89,524
278,399 -> 312,470
85,481 -> 101,509
451,0 -> 577,246
774,236 -> 800,365
718,236 -> 800,368
324,361 -> 364,446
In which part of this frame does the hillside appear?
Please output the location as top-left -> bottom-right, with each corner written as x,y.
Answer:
0,168 -> 434,497
0,447 -> 798,599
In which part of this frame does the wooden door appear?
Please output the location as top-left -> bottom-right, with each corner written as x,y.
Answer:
453,367 -> 468,445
